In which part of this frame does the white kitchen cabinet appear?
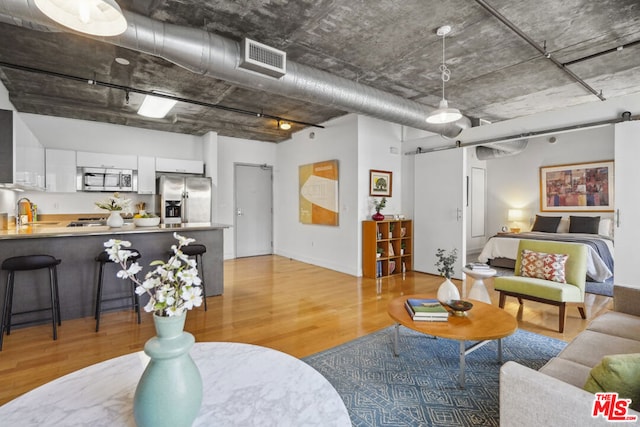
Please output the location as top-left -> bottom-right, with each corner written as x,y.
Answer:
137,155 -> 156,194
155,157 -> 203,174
45,148 -> 77,193
0,109 -> 46,190
76,151 -> 137,169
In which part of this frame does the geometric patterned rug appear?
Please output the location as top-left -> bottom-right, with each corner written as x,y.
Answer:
303,326 -> 566,426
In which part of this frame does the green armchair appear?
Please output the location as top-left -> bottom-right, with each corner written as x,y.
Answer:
494,239 -> 588,333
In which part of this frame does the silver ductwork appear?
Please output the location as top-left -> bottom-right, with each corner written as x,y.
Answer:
0,0 -> 470,138
475,139 -> 528,160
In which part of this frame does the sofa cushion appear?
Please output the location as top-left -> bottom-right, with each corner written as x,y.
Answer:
539,357 -> 594,388
520,249 -> 568,283
587,311 -> 640,342
494,276 -> 582,302
583,353 -> 640,411
556,330 -> 640,368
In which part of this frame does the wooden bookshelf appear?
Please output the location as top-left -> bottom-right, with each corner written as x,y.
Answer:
362,219 -> 412,278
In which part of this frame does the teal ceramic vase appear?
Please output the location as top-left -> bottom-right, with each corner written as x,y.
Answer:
133,313 -> 203,427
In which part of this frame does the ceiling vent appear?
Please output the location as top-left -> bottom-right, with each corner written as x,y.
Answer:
239,38 -> 286,78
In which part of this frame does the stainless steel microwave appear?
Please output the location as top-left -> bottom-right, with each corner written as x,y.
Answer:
77,167 -> 138,192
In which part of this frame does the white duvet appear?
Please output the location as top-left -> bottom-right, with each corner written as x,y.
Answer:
477,235 -> 614,282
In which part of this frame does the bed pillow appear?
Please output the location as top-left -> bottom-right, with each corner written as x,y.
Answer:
569,215 -> 600,234
531,215 -> 562,233
584,353 -> 640,411
598,218 -> 613,237
520,249 -> 568,283
557,217 -> 570,233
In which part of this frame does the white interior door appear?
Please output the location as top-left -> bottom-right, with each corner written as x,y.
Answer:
413,148 -> 466,279
614,121 -> 640,286
235,164 -> 273,258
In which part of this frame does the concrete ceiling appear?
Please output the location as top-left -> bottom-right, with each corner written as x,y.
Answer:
0,0 -> 638,143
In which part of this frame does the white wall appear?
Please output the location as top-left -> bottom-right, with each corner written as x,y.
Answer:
356,116 -> 403,275
218,135 -> 277,259
274,115 -> 359,275
485,125 -> 615,236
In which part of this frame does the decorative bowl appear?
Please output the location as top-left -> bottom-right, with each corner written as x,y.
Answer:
133,217 -> 160,227
444,299 -> 473,317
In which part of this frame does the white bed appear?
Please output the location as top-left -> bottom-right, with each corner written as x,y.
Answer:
478,232 -> 614,282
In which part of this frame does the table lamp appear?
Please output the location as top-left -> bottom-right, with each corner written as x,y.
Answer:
507,209 -> 523,233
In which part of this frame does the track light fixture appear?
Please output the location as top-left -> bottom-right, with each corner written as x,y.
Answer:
426,25 -> 463,124
35,0 -> 127,37
278,120 -> 292,130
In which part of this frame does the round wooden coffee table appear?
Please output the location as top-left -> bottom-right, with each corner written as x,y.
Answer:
388,294 -> 517,387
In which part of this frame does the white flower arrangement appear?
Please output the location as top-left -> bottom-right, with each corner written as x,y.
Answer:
104,232 -> 203,317
95,192 -> 132,212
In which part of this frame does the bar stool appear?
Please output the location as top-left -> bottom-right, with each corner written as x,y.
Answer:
95,249 -> 142,332
172,244 -> 208,311
1,255 -> 62,351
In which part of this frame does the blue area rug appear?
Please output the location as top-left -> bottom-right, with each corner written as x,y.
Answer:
303,326 -> 566,426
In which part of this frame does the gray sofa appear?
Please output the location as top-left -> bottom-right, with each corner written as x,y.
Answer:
500,283 -> 640,426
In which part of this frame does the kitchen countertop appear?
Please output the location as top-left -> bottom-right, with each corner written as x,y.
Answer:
0,222 -> 231,240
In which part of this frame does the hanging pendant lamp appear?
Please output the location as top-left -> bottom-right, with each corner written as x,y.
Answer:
35,0 -> 127,37
426,25 -> 463,124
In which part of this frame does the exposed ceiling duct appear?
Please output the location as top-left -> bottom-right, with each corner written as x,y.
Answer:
475,139 -> 529,160
0,0 -> 470,138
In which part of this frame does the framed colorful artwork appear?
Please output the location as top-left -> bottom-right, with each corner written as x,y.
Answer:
369,169 -> 392,197
540,160 -> 614,212
299,160 -> 339,226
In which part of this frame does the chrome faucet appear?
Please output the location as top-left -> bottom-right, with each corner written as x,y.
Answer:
16,197 -> 32,226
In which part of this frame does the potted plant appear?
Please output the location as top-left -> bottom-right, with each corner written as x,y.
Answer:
372,197 -> 386,221
95,192 -> 131,228
376,247 -> 384,258
400,242 -> 406,255
435,248 -> 460,303
104,233 -> 204,427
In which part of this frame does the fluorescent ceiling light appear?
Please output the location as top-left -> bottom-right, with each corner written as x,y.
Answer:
137,93 -> 178,118
35,0 -> 127,37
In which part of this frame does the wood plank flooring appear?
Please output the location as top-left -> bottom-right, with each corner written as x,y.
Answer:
0,255 -> 613,405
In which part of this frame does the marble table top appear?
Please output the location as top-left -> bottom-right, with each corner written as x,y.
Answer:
0,342 -> 352,426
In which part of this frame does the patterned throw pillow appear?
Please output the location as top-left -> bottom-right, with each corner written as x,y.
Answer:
520,249 -> 569,283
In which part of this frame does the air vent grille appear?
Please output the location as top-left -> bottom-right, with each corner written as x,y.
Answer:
239,38 -> 286,78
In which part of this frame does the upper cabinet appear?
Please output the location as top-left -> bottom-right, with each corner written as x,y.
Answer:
156,157 -> 204,174
76,151 -> 137,170
137,155 -> 156,195
45,149 -> 76,193
0,109 -> 45,190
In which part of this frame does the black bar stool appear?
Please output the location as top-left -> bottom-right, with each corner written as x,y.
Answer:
1,255 -> 62,351
173,244 -> 208,311
95,249 -> 142,332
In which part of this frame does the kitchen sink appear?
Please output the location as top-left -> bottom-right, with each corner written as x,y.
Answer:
67,221 -> 106,227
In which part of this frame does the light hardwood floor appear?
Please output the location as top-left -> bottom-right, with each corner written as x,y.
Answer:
0,255 -> 613,405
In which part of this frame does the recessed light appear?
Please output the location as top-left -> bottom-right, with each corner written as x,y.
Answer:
115,57 -> 130,65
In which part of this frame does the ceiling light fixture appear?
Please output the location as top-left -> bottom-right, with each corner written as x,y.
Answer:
137,92 -> 178,118
278,120 -> 291,130
426,25 -> 463,124
34,0 -> 127,37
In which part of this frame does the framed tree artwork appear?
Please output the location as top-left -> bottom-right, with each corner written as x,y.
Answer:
540,160 -> 614,212
369,170 -> 392,197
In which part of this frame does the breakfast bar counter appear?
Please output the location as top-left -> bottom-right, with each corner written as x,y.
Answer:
0,222 -> 229,322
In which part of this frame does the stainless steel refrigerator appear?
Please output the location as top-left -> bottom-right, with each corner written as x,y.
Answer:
157,175 -> 212,224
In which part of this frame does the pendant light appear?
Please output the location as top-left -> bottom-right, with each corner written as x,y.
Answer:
426,25 -> 463,124
35,0 -> 127,37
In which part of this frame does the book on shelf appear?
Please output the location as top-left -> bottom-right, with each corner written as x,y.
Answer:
404,298 -> 449,321
376,260 -> 382,278
465,262 -> 491,271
